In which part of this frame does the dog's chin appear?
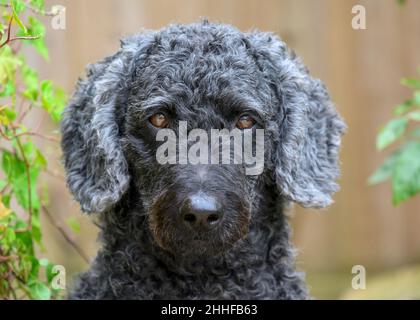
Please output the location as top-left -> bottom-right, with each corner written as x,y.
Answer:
149,211 -> 251,259
154,234 -> 243,259
180,239 -> 233,258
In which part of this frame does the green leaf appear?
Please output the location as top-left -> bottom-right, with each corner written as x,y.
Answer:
22,17 -> 48,60
3,106 -> 16,121
34,149 -> 47,168
376,118 -> 408,150
394,99 -> 415,115
21,65 -> 39,101
45,262 -> 55,283
66,216 -> 80,234
40,80 -> 53,106
5,228 -> 16,243
391,141 -> 420,205
414,91 -> 420,105
1,150 -> 40,211
32,213 -> 42,243
0,81 -> 16,98
40,80 -> 66,122
0,106 -> 16,125
2,150 -> 26,182
15,229 -> 33,249
408,111 -> 420,121
11,0 -> 27,33
0,45 -> 23,84
39,258 -> 49,267
29,0 -> 45,11
2,195 -> 10,207
29,255 -> 40,279
12,0 -> 27,13
401,77 -> 420,89
29,280 -> 51,300
368,149 -> 401,185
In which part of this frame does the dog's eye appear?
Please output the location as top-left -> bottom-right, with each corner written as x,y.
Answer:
150,113 -> 168,128
236,114 -> 255,129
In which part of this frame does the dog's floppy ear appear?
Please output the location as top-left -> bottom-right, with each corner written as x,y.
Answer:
61,41 -> 140,213
248,32 -> 346,208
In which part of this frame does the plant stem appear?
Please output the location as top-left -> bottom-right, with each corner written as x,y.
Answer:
42,206 -> 90,264
13,132 -> 33,230
0,1 -> 60,17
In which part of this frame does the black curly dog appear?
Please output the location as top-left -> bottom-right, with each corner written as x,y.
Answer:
61,21 -> 345,299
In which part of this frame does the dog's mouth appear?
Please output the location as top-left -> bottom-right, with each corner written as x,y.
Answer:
148,188 -> 251,258
192,234 -> 209,241
150,224 -> 225,256
189,234 -> 219,249
149,214 -> 251,259
176,237 -> 238,258
148,214 -> 248,257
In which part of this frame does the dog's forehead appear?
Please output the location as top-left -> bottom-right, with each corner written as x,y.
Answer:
128,36 -> 273,119
136,45 -> 260,91
122,23 -> 281,124
136,89 -> 267,126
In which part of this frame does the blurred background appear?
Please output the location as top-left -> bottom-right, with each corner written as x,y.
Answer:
26,0 -> 420,299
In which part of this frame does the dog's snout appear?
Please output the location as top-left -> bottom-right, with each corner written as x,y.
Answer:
181,193 -> 222,230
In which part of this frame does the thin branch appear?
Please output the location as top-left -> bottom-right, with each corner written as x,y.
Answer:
0,12 -> 40,49
10,269 -> 31,298
42,206 -> 90,264
0,182 -> 10,195
0,2 -> 60,17
17,103 -> 34,123
15,131 -> 60,143
16,92 -> 26,117
0,35 -> 40,49
34,113 -> 46,133
14,228 -> 30,233
44,169 -> 65,181
0,256 -> 10,263
0,127 -> 13,140
6,15 -> 12,43
0,255 -> 16,263
1,126 -> 60,143
0,16 -> 13,49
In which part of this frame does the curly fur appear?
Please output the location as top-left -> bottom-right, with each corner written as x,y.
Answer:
61,21 -> 346,300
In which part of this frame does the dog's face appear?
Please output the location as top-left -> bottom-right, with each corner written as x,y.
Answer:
126,134 -> 256,258
121,56 -> 268,256
61,22 -> 345,259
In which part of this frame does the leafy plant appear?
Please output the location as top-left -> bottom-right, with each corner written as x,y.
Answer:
369,68 -> 420,205
0,0 -> 73,299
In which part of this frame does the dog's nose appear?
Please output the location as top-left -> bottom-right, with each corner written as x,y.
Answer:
181,193 -> 222,230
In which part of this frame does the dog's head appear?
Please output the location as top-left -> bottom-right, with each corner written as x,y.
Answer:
61,22 -> 345,258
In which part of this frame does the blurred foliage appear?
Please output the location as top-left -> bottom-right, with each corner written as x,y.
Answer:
369,0 -> 420,206
369,68 -> 420,205
0,0 -> 67,299
362,0 -> 420,301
